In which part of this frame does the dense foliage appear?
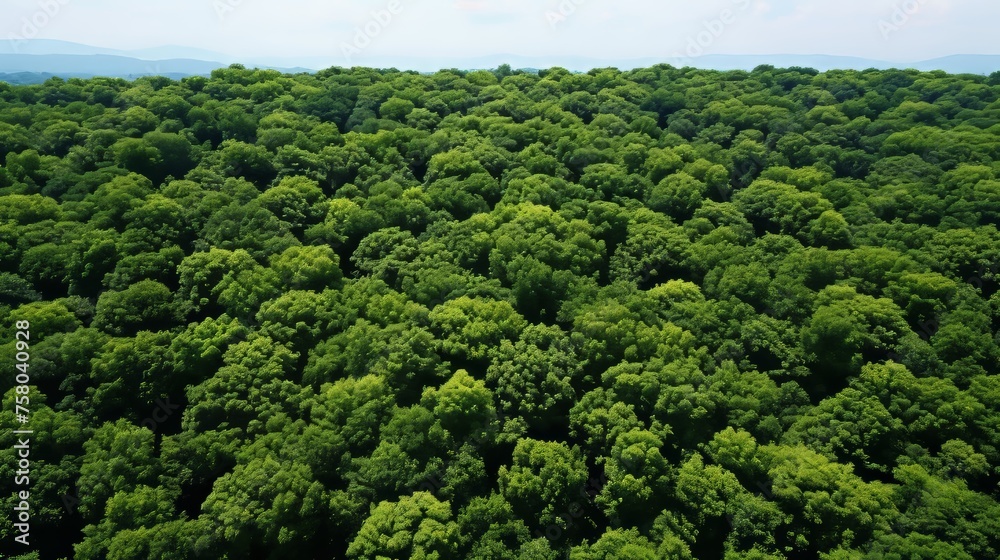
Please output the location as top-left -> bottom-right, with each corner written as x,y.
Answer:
1,62 -> 1000,559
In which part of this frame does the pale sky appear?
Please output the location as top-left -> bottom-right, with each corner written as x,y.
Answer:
2,0 -> 996,66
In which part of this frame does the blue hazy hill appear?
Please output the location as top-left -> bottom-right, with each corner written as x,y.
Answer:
0,41 -> 997,82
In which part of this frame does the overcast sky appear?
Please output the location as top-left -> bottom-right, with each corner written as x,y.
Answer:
3,0 -> 997,65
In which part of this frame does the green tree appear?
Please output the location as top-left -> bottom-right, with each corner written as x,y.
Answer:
92,280 -> 179,336
202,456 -> 328,558
499,438 -> 589,534
76,420 -> 161,522
596,429 -> 672,527
570,528 -> 662,560
346,492 -> 461,559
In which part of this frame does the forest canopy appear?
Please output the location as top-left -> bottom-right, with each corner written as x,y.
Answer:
1,62 -> 1000,559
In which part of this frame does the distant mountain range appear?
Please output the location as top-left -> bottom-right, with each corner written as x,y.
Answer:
0,54 -> 238,77
0,40 -> 313,83
0,40 -> 997,84
0,39 -> 236,62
